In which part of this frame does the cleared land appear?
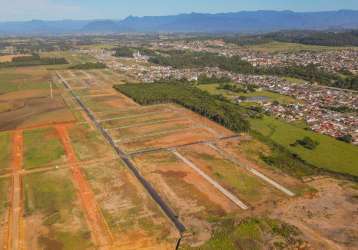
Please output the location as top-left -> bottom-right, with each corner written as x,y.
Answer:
23,169 -> 93,250
250,116 -> 358,177
1,51 -> 354,250
82,159 -> 178,249
132,150 -> 237,245
198,83 -> 297,104
23,127 -> 66,170
0,67 -> 75,131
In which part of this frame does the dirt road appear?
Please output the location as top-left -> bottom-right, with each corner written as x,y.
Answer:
7,130 -> 24,250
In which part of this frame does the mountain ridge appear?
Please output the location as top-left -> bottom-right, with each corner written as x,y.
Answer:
1,10 -> 358,35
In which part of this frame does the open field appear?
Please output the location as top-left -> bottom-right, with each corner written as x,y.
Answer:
0,67 -> 75,131
0,67 -> 50,94
68,124 -> 116,161
198,83 -> 297,104
245,41 -> 358,53
177,143 -> 286,206
133,151 -> 237,245
250,116 -> 358,177
23,127 -> 66,170
0,57 -> 352,250
23,169 -> 93,250
0,54 -> 30,63
40,51 -> 97,65
82,159 -> 178,249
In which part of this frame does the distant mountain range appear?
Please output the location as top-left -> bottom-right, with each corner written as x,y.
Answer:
1,10 -> 358,35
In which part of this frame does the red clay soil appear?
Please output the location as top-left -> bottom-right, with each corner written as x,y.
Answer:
6,130 -> 25,250
55,125 -> 113,248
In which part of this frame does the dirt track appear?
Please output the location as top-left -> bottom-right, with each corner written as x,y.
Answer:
7,130 -> 24,250
56,124 -> 113,248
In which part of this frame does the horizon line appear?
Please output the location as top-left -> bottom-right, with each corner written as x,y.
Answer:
1,9 -> 357,23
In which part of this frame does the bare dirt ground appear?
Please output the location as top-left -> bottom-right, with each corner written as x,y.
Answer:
0,92 -> 75,131
133,151 -> 238,246
121,127 -> 218,153
108,118 -> 195,139
82,160 -> 178,249
177,143 -> 287,208
7,130 -> 25,250
0,55 -> 29,63
272,178 -> 358,250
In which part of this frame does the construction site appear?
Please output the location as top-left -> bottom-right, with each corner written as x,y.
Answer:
0,65 -> 356,250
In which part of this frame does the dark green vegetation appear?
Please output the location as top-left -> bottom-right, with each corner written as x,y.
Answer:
225,30 -> 358,47
292,137 -> 319,150
0,54 -> 68,68
218,83 -> 257,93
197,74 -> 232,84
183,217 -> 304,250
149,50 -> 358,90
69,62 -> 106,70
115,82 -> 249,132
114,46 -> 156,58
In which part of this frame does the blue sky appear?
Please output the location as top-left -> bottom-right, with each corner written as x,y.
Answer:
1,0 -> 358,21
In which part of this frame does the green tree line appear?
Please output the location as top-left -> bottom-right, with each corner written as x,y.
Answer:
114,82 -> 250,132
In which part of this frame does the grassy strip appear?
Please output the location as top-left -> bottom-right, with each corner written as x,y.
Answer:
0,132 -> 11,170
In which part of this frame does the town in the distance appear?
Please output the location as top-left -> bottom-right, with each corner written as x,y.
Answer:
0,6 -> 357,250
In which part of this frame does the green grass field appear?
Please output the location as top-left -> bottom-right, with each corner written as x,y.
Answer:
0,67 -> 50,93
24,170 -> 92,250
198,84 -> 296,104
250,116 -> 358,177
0,132 -> 11,171
23,128 -> 66,169
245,41 -> 358,53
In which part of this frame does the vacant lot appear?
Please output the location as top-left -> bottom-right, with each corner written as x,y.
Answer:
23,169 -> 93,250
121,127 -> 217,153
216,138 -> 308,195
0,67 -> 75,130
133,151 -> 237,245
82,159 -> 178,249
198,83 -> 297,104
0,132 -> 11,172
68,124 -> 116,161
0,178 -> 10,248
178,144 -> 285,206
250,116 -> 358,177
23,127 -> 66,169
0,67 -> 50,94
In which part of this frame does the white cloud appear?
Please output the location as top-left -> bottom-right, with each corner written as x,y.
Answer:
0,0 -> 82,21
